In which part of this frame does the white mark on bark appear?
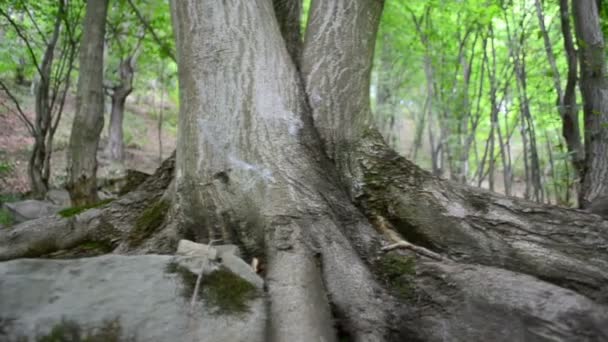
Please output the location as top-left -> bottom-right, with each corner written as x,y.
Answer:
228,156 -> 275,183
446,202 -> 467,218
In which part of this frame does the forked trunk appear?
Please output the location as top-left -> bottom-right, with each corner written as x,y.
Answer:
2,1 -> 608,341
106,57 -> 135,162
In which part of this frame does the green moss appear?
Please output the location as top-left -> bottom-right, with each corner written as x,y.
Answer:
165,262 -> 258,314
0,207 -> 13,226
48,240 -> 114,259
36,318 -> 134,342
58,199 -> 114,218
378,253 -> 416,299
202,267 -> 258,314
127,200 -> 170,246
23,238 -> 58,258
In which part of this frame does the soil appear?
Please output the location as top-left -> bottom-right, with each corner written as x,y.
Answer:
0,87 -> 176,195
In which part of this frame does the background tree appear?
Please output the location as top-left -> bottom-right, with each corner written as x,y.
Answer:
0,0 -> 81,197
572,0 -> 608,207
66,0 -> 109,205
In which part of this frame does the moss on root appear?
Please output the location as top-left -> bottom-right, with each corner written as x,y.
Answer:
36,318 -> 134,342
377,252 -> 416,299
127,200 -> 170,246
58,199 -> 114,218
46,240 -> 114,259
165,262 -> 258,315
23,239 -> 115,259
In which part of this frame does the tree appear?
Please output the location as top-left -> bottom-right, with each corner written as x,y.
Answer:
66,0 -> 109,206
104,1 -> 145,163
572,0 -> 608,208
2,1 -> 608,340
0,0 -> 81,197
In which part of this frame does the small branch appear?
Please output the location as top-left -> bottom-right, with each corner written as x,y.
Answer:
0,7 -> 43,77
125,0 -> 176,62
0,79 -> 36,136
382,241 -> 443,261
189,239 -> 222,313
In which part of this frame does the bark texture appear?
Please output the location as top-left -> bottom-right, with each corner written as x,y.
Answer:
2,1 -> 608,341
67,0 -> 109,206
170,2 -> 390,340
573,0 -> 608,207
106,57 -> 135,162
559,0 -> 585,178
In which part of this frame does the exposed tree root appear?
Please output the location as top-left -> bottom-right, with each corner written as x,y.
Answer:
351,130 -> 608,303
0,154 -> 175,261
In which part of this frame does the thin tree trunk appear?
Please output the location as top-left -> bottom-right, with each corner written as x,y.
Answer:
67,0 -> 109,206
572,0 -> 608,207
559,0 -> 585,182
157,65 -> 164,164
107,57 -> 135,163
29,0 -> 64,197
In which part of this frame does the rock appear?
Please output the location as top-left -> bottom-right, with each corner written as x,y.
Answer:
177,239 -> 219,260
216,244 -> 242,258
3,200 -> 61,223
0,255 -> 266,341
46,189 -> 71,207
176,240 -> 260,288
176,240 -> 242,258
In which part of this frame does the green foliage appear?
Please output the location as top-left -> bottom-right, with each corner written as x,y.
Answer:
58,199 -> 114,218
0,192 -> 22,227
374,0 -> 582,201
0,207 -> 13,226
0,160 -> 12,175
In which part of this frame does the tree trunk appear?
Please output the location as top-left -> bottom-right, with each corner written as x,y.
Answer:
2,1 -> 608,341
28,0 -> 64,198
537,0 -> 584,186
572,0 -> 608,208
106,57 -> 135,162
67,0 -> 109,206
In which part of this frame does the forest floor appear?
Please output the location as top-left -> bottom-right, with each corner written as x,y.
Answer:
0,85 -> 176,195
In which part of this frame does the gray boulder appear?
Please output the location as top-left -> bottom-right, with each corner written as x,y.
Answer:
46,189 -> 71,207
3,200 -> 61,223
0,254 -> 266,341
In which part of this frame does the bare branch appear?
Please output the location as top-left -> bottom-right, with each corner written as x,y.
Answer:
0,79 -> 35,136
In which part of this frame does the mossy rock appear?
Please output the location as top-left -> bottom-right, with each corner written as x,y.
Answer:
36,318 -> 134,342
165,262 -> 258,315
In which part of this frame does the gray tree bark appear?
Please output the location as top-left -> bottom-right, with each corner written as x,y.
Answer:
2,1 -> 608,341
572,0 -> 608,207
67,0 -> 109,206
106,56 -> 135,162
